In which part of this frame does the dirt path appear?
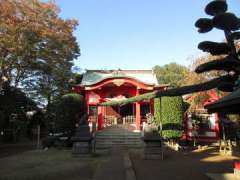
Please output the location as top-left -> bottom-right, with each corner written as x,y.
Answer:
1,144 -> 239,180
93,147 -> 129,180
130,147 -> 240,180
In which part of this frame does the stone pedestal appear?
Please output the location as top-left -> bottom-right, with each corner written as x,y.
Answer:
143,137 -> 163,160
142,123 -> 163,159
234,169 -> 240,179
71,125 -> 93,155
72,141 -> 92,154
234,161 -> 240,179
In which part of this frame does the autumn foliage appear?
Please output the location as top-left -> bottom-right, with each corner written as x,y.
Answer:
0,0 -> 80,105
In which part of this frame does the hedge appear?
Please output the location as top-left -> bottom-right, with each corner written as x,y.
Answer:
154,96 -> 184,139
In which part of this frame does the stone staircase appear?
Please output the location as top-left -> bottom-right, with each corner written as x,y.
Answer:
94,125 -> 144,151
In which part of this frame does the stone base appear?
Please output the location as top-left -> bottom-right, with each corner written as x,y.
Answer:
72,142 -> 92,154
143,141 -> 163,160
143,153 -> 163,160
234,169 -> 240,179
206,173 -> 238,180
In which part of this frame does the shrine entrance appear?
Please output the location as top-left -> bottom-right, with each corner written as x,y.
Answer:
103,103 -> 135,127
120,104 -> 135,124
73,70 -> 166,130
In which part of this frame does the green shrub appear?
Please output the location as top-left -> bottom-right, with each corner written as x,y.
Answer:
154,96 -> 184,139
56,93 -> 86,132
154,98 -> 161,125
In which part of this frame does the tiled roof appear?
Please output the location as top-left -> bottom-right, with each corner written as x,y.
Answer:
80,70 -> 159,86
205,88 -> 240,113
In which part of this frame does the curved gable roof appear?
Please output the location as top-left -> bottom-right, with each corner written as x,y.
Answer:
80,70 -> 159,86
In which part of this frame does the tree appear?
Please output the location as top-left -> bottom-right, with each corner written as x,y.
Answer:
180,54 -> 227,87
153,63 -> 189,87
180,55 -> 226,111
0,0 -> 80,107
0,84 -> 38,142
55,93 -> 86,132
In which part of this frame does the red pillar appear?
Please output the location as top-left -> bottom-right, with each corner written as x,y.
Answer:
136,102 -> 141,130
97,106 -> 103,130
214,113 -> 220,140
150,99 -> 154,115
135,88 -> 141,131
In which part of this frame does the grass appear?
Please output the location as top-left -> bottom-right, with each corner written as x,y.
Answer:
0,149 -> 100,180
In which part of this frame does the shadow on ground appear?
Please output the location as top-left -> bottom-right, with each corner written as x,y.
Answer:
130,146 -> 239,180
0,149 -> 101,180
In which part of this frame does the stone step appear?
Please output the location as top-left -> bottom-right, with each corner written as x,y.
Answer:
95,140 -> 144,147
96,132 -> 139,134
96,141 -> 142,143
95,144 -> 143,150
96,129 -> 140,133
97,134 -> 140,137
96,142 -> 144,146
96,139 -> 143,142
96,144 -> 143,147
94,127 -> 143,150
96,137 -> 141,140
97,131 -> 141,133
96,136 -> 142,139
96,140 -> 143,143
96,140 -> 142,144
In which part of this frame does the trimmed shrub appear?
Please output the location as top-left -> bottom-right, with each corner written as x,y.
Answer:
56,93 -> 86,132
154,98 -> 161,125
162,96 -> 184,139
154,96 -> 184,139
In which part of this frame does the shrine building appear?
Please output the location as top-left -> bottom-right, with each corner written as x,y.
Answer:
184,90 -> 220,142
73,69 -> 167,131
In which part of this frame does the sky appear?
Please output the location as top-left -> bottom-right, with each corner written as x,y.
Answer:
54,0 -> 240,71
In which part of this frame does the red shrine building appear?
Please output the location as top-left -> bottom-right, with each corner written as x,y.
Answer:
73,69 -> 166,131
73,69 -> 220,142
184,90 -> 220,142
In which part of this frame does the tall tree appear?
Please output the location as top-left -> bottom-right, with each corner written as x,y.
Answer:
0,0 -> 80,107
180,54 -> 226,111
153,63 -> 189,88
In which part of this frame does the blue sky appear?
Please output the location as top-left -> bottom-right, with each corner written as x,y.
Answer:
54,0 -> 239,70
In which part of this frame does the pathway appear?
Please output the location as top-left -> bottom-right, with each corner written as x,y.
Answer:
93,146 -> 136,180
130,147 -> 240,180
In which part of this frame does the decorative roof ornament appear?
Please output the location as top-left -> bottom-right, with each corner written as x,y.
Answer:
112,69 -> 125,77
113,79 -> 125,86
